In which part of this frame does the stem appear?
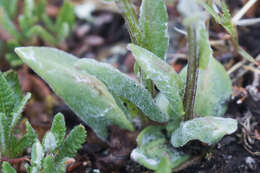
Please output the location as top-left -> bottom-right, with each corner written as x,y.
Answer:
183,26 -> 199,121
116,0 -> 142,44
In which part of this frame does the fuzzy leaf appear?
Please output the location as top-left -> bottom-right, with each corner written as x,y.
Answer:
128,44 -> 184,118
139,0 -> 169,59
1,162 -> 17,173
26,26 -> 56,45
15,47 -> 133,141
171,117 -> 237,147
3,71 -> 22,99
43,156 -> 56,173
131,126 -> 190,170
181,58 -> 232,117
43,132 -> 57,153
50,113 -> 66,147
31,140 -> 44,171
74,58 -> 169,122
54,125 -> 86,163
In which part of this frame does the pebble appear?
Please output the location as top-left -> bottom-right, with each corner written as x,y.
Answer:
245,156 -> 257,170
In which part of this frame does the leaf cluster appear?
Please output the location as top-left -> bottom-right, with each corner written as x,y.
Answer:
0,71 -> 36,158
1,113 -> 87,173
14,0 -> 238,172
0,0 -> 75,66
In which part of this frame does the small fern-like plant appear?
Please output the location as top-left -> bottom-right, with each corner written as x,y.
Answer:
0,70 -> 36,158
15,0 -> 241,172
1,113 -> 87,173
0,0 -> 75,66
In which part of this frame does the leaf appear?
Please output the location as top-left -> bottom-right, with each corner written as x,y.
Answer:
43,132 -> 57,153
26,26 -> 56,45
0,7 -> 21,40
55,1 -> 75,32
50,113 -> 66,147
171,117 -> 237,147
54,125 -> 86,163
128,44 -> 184,118
1,162 -> 17,173
197,24 -> 212,69
131,126 -> 190,170
155,157 -> 172,173
12,121 -> 37,157
31,140 -> 44,171
139,0 -> 169,59
0,71 -> 17,116
3,71 -> 22,99
74,58 -> 169,122
43,156 -> 56,173
180,57 -> 232,117
15,47 -> 133,141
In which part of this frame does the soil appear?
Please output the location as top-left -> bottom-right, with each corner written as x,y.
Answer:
1,0 -> 260,173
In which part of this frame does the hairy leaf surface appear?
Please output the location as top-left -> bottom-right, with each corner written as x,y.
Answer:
128,44 -> 184,118
171,117 -> 237,147
74,58 -> 169,122
139,0 -> 169,59
131,126 -> 190,170
15,47 -> 134,141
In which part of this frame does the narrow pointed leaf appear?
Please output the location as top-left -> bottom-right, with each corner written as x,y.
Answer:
131,126 -> 190,170
139,0 -> 169,59
74,58 -> 169,122
180,58 -> 232,117
15,47 -> 133,140
31,139 -> 44,171
43,132 -> 57,153
56,1 -> 75,31
128,44 -> 184,118
171,117 -> 237,147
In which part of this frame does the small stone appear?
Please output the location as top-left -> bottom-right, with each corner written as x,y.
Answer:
245,156 -> 257,170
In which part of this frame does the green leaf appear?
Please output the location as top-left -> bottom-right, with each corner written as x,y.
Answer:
12,121 -> 37,157
1,162 -> 17,173
24,0 -> 35,19
43,156 -> 56,173
31,139 -> 44,171
15,47 -> 133,141
74,58 -> 169,122
26,26 -> 56,45
139,0 -> 169,59
131,126 -> 190,170
0,113 -> 8,155
43,132 -> 57,153
50,113 -> 66,147
0,71 -> 17,116
0,8 -> 21,40
180,58 -> 232,117
55,125 -> 86,163
198,24 -> 212,69
155,157 -> 172,173
56,1 -> 75,32
128,44 -> 184,118
171,117 -> 237,147
3,71 -> 22,99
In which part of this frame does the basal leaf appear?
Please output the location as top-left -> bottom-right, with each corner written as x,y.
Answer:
139,0 -> 169,59
155,157 -> 172,173
15,47 -> 134,141
128,44 -> 184,118
180,57 -> 232,117
171,117 -> 237,147
131,126 -> 190,170
56,1 -> 75,32
74,58 -> 169,122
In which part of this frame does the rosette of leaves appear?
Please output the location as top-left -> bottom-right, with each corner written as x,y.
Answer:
15,0 -> 237,172
0,70 -> 37,158
1,113 -> 87,173
0,0 -> 75,66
